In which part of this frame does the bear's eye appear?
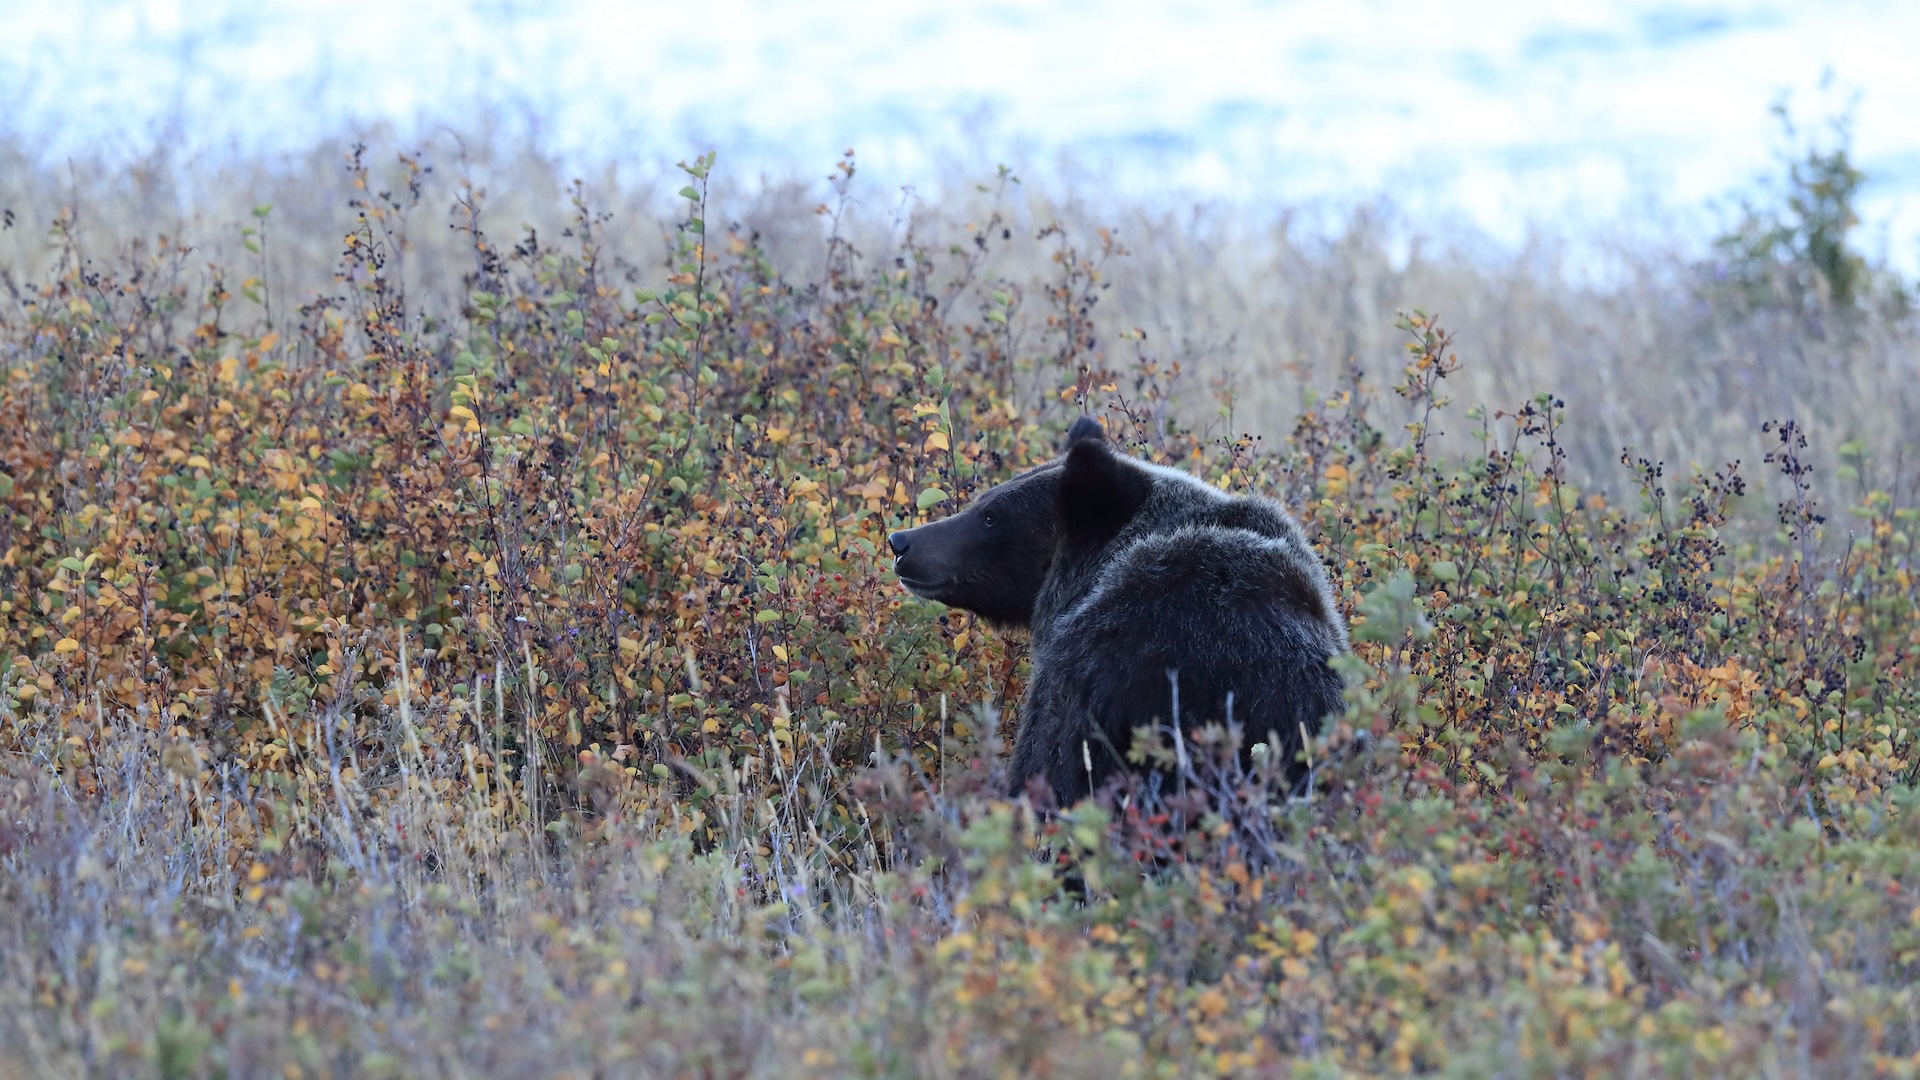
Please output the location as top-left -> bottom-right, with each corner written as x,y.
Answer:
982,512 -> 995,528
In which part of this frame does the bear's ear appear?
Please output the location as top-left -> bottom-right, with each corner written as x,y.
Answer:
1058,436 -> 1151,553
1063,415 -> 1106,451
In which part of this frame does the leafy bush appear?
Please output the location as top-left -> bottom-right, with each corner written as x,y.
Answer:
3,147 -> 1920,1077
1709,99 -> 1908,322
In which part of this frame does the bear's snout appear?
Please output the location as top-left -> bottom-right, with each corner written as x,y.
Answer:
888,524 -> 956,598
889,528 -> 932,586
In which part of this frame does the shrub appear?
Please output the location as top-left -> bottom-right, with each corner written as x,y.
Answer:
1709,98 -> 1907,321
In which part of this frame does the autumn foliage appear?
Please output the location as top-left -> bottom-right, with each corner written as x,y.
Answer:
4,147 -> 1920,1078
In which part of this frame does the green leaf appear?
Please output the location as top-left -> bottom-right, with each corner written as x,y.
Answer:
755,609 -> 781,624
1354,572 -> 1432,643
59,557 -> 87,574
916,487 -> 948,510
678,186 -> 699,201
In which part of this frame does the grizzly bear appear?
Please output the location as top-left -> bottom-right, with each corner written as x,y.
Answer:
888,417 -> 1347,803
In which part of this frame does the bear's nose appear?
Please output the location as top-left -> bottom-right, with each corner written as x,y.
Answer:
887,531 -> 910,557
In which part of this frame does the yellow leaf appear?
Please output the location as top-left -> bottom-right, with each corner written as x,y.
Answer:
448,405 -> 476,422
923,431 -> 950,452
186,454 -> 212,470
54,637 -> 80,654
765,426 -> 791,444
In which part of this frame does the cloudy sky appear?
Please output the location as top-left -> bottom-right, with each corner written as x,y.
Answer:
4,0 -> 1918,261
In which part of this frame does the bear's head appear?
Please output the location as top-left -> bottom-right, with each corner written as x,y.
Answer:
887,417 -> 1152,627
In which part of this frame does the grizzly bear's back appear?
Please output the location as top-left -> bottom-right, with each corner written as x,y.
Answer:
1013,520 -> 1347,803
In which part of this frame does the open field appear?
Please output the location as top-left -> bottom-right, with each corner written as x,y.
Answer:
5,127 -> 1916,492
3,139 -> 1920,1077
